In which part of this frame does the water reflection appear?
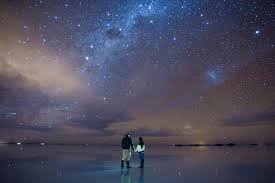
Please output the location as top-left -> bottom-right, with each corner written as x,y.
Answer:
0,145 -> 274,183
121,169 -> 131,183
138,168 -> 144,183
121,168 -> 144,183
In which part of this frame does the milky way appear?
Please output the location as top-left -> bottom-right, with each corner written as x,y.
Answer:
0,0 -> 274,144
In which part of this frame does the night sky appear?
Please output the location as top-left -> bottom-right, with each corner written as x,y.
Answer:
0,0 -> 274,144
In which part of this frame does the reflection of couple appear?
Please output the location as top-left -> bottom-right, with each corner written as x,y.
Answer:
121,133 -> 145,168
121,168 -> 144,183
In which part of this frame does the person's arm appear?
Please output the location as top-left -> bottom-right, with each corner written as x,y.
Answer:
130,139 -> 134,150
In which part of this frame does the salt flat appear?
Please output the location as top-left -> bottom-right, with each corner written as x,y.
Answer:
0,145 -> 274,183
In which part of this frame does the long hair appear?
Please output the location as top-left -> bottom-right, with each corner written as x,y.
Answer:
139,137 -> 144,148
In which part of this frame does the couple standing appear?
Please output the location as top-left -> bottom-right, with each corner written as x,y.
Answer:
121,133 -> 145,168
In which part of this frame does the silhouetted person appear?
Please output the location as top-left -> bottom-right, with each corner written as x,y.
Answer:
121,133 -> 134,168
135,137 -> 145,168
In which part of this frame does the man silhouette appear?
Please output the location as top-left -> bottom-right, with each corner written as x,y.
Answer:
121,133 -> 134,168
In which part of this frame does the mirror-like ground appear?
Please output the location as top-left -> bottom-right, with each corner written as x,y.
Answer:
0,145 -> 274,183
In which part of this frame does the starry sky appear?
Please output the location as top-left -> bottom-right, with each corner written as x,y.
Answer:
0,0 -> 274,144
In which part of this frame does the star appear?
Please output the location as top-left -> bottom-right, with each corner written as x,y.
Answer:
255,30 -> 260,35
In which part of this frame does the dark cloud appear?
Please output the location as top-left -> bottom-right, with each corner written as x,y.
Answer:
131,128 -> 184,137
72,110 -> 134,133
222,111 -> 275,127
106,28 -> 123,39
0,120 -> 53,133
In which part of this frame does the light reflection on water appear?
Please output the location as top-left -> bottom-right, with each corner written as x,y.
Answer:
0,145 -> 275,183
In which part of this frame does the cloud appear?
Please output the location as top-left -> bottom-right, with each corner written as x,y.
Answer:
222,111 -> 275,126
130,128 -> 185,137
0,46 -> 89,97
71,110 -> 135,136
0,119 -> 53,132
0,56 -> 32,88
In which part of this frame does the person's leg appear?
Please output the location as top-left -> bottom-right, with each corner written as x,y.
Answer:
138,152 -> 142,167
121,150 -> 126,168
126,150 -> 131,168
139,152 -> 144,168
126,160 -> 132,168
142,152 -> 144,168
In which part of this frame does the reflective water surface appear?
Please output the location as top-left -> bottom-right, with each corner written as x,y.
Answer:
0,145 -> 274,183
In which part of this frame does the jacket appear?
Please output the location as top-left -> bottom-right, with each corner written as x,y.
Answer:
121,136 -> 134,150
135,144 -> 145,153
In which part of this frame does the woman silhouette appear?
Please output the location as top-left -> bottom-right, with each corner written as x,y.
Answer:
135,137 -> 145,168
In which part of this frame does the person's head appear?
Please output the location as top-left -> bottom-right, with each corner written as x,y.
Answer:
139,137 -> 144,145
125,132 -> 130,137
